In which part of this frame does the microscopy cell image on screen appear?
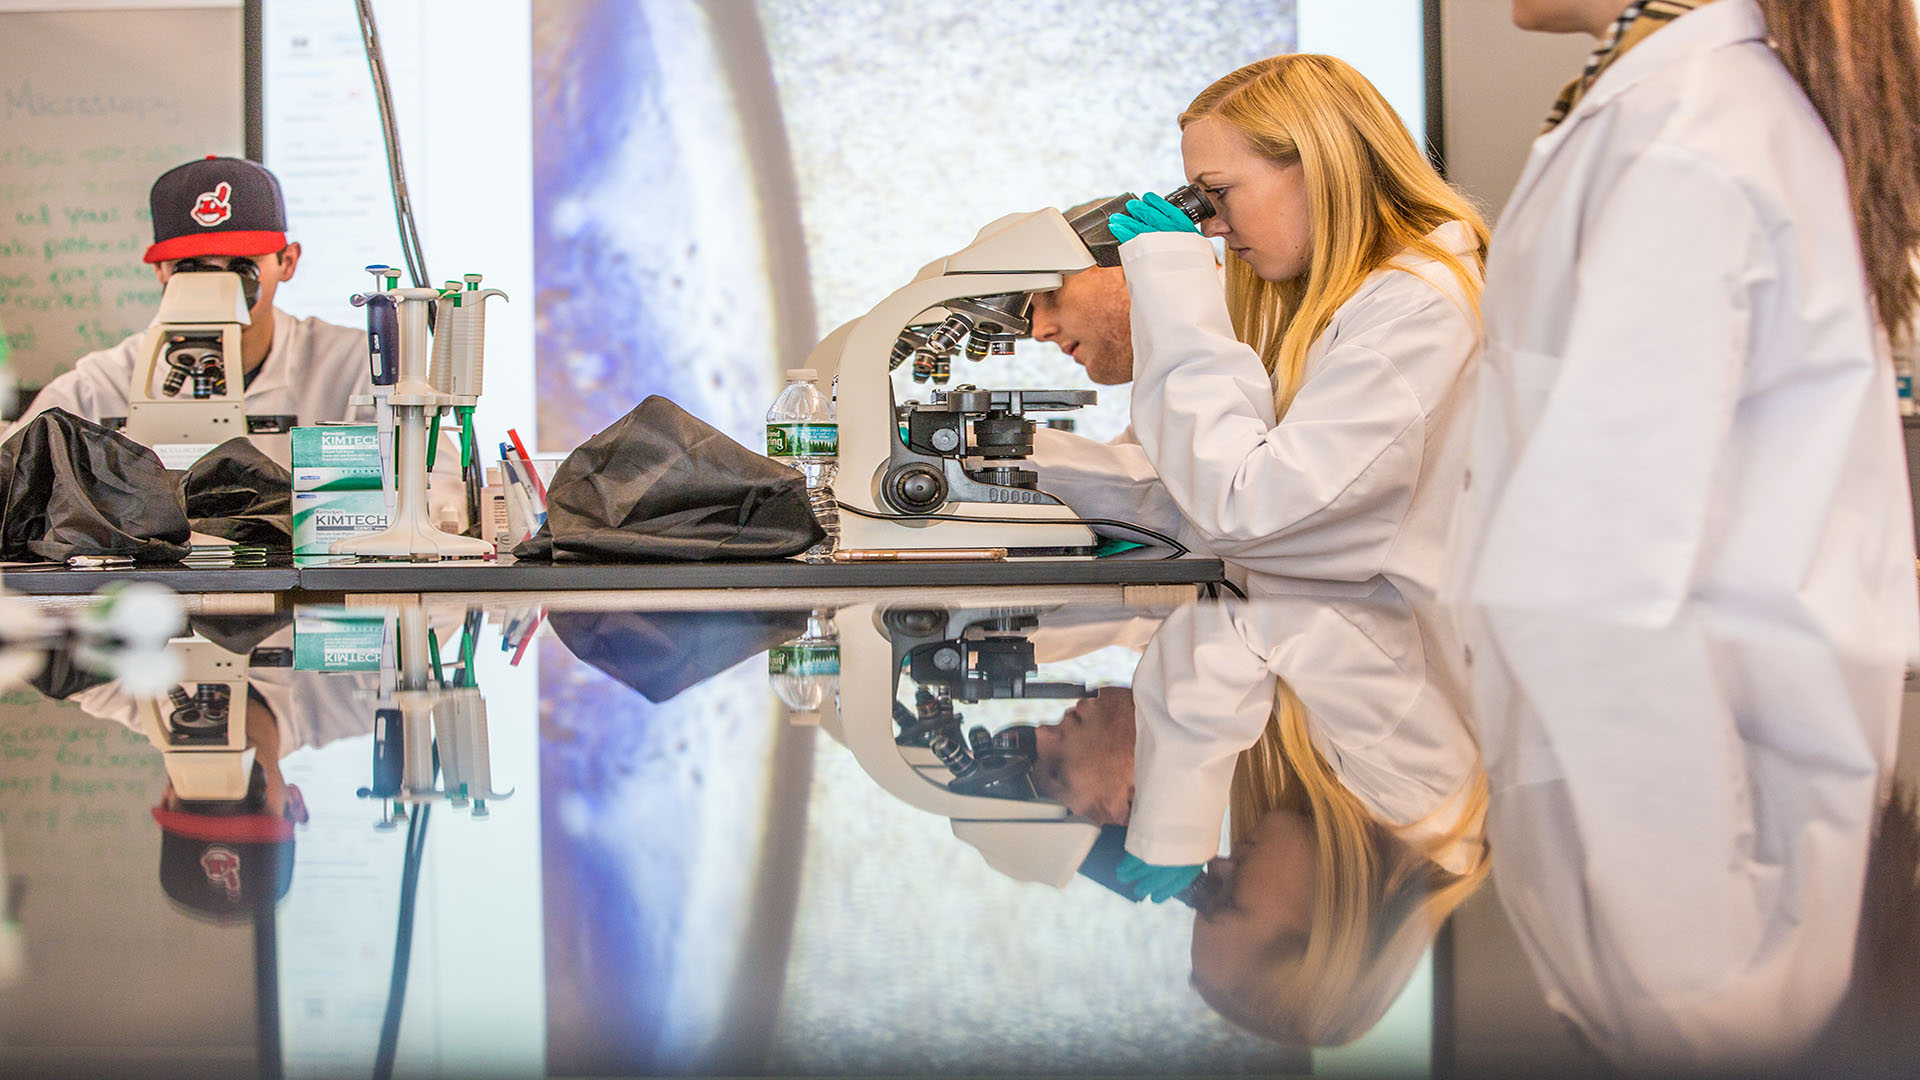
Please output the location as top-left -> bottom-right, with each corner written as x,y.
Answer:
532,0 -> 1296,449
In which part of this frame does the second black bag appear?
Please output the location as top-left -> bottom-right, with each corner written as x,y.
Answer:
513,395 -> 824,563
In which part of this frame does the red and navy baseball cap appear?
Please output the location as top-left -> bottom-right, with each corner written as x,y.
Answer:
144,155 -> 289,265
152,805 -> 295,922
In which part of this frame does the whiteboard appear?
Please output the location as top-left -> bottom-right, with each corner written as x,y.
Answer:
0,2 -> 244,394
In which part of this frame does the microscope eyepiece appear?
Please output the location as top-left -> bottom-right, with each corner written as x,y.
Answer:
1160,183 -> 1216,226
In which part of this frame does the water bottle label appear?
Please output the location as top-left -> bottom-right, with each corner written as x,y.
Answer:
767,423 -> 837,458
768,643 -> 840,676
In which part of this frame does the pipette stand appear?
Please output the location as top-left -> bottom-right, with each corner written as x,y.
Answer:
333,286 -> 493,559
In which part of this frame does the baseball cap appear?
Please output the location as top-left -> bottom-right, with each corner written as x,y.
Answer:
144,156 -> 289,265
152,805 -> 295,922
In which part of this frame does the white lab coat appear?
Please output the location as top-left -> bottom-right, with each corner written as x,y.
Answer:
1467,604 -> 1898,1070
72,625 -> 379,758
8,308 -> 373,443
9,307 -> 471,522
1126,583 -> 1482,873
1028,424 -> 1229,569
1120,222 -> 1482,603
1452,0 -> 1920,660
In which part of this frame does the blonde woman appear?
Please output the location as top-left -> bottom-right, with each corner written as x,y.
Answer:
1121,591 -> 1489,1045
1103,55 -> 1487,602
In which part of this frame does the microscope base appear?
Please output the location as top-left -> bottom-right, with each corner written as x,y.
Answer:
839,505 -> 1096,554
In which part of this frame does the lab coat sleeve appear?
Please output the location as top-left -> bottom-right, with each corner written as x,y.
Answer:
1120,232 -> 1455,580
1465,146 -> 1759,623
4,339 -> 138,441
1027,426 -> 1186,541
1125,603 -> 1276,866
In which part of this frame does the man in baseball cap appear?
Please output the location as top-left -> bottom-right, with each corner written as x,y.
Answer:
4,156 -> 370,449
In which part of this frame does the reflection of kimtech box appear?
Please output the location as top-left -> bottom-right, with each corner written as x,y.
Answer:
292,425 -> 383,490
293,490 -> 389,555
293,607 -> 387,671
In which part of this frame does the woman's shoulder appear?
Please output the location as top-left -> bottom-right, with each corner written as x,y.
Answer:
1337,222 -> 1483,332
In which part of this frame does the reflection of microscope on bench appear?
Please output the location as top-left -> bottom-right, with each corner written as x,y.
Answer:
134,637 -> 263,801
826,601 -> 1101,886
119,261 -> 294,469
806,187 -> 1213,554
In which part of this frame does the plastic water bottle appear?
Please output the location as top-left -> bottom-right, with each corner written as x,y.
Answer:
768,609 -> 840,718
767,367 -> 838,561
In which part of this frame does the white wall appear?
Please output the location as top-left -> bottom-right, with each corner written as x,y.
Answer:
1440,0 -> 1594,221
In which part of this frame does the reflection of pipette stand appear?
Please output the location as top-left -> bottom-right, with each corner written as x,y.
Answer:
365,606 -> 512,823
805,211 -> 1100,554
333,280 -> 495,559
124,272 -> 249,470
825,601 -> 1099,886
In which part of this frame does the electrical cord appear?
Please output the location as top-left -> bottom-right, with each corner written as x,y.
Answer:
355,0 -> 431,295
837,500 -> 1189,558
373,802 -> 430,1080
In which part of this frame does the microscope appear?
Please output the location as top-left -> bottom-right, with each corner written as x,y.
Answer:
122,267 -> 251,470
805,186 -> 1212,555
823,600 -> 1103,886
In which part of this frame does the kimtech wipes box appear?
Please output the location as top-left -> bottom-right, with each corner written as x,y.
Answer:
292,425 -> 384,491
293,607 -> 387,671
293,490 -> 389,555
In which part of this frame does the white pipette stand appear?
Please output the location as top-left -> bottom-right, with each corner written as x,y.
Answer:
332,286 -> 493,559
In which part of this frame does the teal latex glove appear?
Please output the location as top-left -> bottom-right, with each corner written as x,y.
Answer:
1117,853 -> 1204,903
1107,191 -> 1201,244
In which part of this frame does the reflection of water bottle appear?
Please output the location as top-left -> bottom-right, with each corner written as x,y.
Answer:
769,610 -> 840,716
767,368 -> 838,561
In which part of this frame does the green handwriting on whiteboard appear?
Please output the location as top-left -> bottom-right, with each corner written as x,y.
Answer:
3,80 -> 182,125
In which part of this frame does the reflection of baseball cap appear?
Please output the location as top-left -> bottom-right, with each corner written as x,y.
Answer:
152,807 -> 294,922
144,156 -> 289,265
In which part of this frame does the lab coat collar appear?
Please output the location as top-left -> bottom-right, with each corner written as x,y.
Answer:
1503,0 -> 1766,215
1566,0 -> 1766,121
245,308 -> 296,394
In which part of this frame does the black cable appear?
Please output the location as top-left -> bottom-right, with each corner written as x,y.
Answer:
354,0 -> 430,293
837,501 -> 1189,558
373,803 -> 431,1080
1217,578 -> 1248,600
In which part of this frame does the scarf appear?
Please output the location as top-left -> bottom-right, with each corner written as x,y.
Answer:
1542,0 -> 1716,132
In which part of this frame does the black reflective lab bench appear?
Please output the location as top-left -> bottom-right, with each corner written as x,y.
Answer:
292,548 -> 1228,593
0,548 -> 1226,595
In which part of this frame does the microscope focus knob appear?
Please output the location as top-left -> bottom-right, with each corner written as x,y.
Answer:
885,462 -> 948,514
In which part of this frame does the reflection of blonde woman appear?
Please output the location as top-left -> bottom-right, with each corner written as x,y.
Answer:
1190,682 -> 1488,1046
1103,55 -> 1488,603
1122,592 -> 1487,1045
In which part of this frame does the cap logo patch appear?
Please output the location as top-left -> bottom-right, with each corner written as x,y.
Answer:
190,181 -> 233,227
201,845 -> 243,900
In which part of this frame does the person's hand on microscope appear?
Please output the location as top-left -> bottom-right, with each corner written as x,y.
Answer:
1117,853 -> 1204,903
1107,192 -> 1203,243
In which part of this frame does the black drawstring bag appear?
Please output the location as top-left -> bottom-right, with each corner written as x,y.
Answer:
513,395 -> 824,563
547,609 -> 810,702
0,408 -> 191,563
179,438 -> 292,548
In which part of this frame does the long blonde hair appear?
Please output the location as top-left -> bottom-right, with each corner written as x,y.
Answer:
1181,54 -> 1490,417
1196,679 -> 1490,1046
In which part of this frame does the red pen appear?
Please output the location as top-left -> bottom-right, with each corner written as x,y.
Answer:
506,427 -> 548,503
